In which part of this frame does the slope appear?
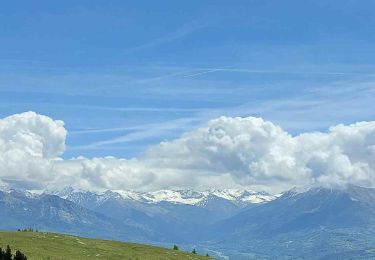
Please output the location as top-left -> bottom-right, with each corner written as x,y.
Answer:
0,231 -> 210,260
207,186 -> 375,259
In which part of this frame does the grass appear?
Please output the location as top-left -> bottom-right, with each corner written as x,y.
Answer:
0,231 -> 211,260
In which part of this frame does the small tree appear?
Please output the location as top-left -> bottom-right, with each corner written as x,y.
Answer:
0,247 -> 4,258
192,248 -> 197,254
4,245 -> 12,260
172,245 -> 179,250
206,253 -> 210,257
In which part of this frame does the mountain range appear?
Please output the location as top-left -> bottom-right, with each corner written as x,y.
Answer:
1,186 -> 375,259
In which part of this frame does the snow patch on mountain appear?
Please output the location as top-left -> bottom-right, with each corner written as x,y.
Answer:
43,187 -> 276,206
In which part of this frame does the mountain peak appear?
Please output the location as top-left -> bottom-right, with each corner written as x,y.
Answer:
39,187 -> 276,206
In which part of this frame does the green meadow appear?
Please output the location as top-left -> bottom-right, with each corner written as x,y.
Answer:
0,231 -> 211,260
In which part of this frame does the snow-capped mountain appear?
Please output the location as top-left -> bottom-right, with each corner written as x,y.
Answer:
41,187 -> 276,239
2,185 -> 375,259
47,187 -> 276,207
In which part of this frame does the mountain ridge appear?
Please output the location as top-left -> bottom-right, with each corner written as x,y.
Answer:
43,187 -> 276,206
2,185 -> 375,259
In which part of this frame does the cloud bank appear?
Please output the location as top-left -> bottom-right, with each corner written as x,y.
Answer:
0,112 -> 374,193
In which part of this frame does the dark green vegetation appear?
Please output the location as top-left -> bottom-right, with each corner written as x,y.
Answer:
0,245 -> 27,260
0,231 -> 210,260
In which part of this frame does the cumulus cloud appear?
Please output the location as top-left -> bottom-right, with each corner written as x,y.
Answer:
146,117 -> 375,191
0,112 -> 375,193
0,112 -> 66,187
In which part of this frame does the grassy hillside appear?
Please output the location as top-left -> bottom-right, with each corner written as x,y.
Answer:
0,231 -> 210,260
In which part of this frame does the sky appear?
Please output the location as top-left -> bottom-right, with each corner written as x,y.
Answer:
1,1 -> 375,192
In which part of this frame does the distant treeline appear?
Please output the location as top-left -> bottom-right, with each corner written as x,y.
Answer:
0,245 -> 27,260
17,229 -> 37,233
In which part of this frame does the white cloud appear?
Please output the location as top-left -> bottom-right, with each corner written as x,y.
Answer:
145,117 -> 375,191
0,112 -> 375,193
52,157 -> 156,191
0,111 -> 66,158
0,112 -> 66,187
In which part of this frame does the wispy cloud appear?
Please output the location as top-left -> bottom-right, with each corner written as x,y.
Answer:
70,117 -> 203,135
69,117 -> 203,150
123,21 -> 211,54
180,67 -> 375,79
212,80 -> 375,132
70,79 -> 375,142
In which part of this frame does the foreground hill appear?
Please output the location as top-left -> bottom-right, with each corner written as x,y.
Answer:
0,231 -> 209,260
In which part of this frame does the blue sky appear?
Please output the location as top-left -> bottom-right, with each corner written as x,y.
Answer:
1,0 -> 375,159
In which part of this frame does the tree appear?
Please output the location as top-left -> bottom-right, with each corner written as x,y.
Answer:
4,245 -> 12,260
191,249 -> 197,254
206,253 -> 210,257
172,245 -> 179,250
13,250 -> 27,260
0,246 -> 27,260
